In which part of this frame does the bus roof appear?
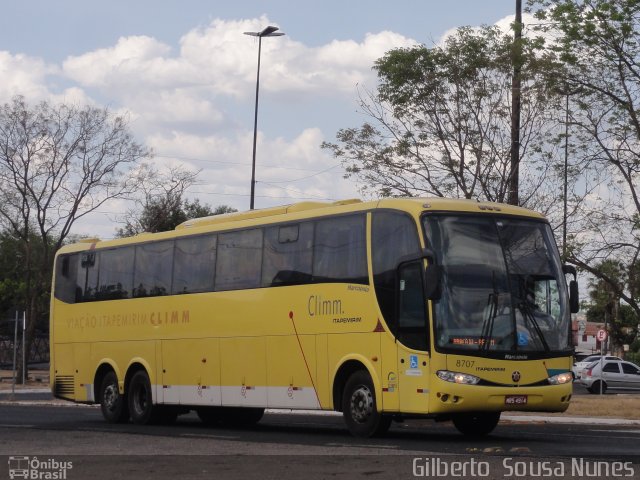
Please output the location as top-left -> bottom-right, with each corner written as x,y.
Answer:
57,197 -> 544,254
176,197 -> 542,230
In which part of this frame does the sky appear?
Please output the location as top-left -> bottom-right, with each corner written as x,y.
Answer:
0,1 -> 524,239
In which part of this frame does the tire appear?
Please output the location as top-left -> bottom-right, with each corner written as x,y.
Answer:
342,370 -> 391,438
128,370 -> 156,425
99,371 -> 129,423
452,411 -> 501,437
588,381 -> 607,394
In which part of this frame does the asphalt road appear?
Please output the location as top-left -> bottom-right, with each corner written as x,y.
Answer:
1,403 -> 639,480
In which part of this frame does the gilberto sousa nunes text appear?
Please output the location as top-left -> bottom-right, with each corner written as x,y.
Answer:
411,457 -> 636,478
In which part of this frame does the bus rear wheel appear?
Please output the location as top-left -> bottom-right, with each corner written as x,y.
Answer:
128,370 -> 157,425
99,371 -> 129,423
452,411 -> 500,437
342,370 -> 391,438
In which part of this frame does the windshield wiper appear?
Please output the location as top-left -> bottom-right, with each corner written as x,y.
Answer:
479,270 -> 500,351
518,299 -> 550,352
479,292 -> 498,351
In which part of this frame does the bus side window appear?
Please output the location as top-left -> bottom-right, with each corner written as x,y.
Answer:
54,254 -> 79,304
313,214 -> 367,284
77,251 -> 100,302
371,211 -> 421,337
97,247 -> 134,300
216,228 -> 263,291
133,240 -> 174,297
262,223 -> 313,287
172,234 -> 217,294
397,262 -> 429,351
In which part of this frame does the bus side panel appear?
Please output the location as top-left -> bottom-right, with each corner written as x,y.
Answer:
160,339 -> 182,404
220,337 -> 267,407
328,332 -> 382,405
379,333 -> 400,412
73,342 -> 92,402
315,334 -> 330,409
266,335 -> 320,409
163,338 -> 222,406
52,342 -> 75,400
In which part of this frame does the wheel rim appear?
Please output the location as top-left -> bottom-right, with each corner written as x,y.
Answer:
103,383 -> 119,412
350,385 -> 374,423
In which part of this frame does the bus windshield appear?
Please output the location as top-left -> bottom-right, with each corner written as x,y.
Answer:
423,215 -> 570,356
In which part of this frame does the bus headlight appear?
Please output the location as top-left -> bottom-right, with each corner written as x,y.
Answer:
547,372 -> 573,385
436,370 -> 481,385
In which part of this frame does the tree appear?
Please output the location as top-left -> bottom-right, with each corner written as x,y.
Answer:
117,167 -> 236,236
0,95 -> 150,381
530,0 -> 640,321
322,26 -> 564,213
585,261 -> 639,352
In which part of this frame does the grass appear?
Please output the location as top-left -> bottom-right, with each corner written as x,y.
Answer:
564,394 -> 640,419
510,393 -> 640,420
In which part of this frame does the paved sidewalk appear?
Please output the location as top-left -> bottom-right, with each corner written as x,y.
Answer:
0,368 -> 49,391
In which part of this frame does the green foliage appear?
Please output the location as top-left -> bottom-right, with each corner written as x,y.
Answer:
529,0 -> 640,324
584,260 -> 639,348
323,25 -> 563,205
0,229 -> 53,332
117,197 -> 236,237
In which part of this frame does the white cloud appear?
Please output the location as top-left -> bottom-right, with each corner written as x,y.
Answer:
438,12 -> 540,45
4,16 -> 419,238
0,51 -> 58,102
62,17 -> 417,100
63,36 -> 174,88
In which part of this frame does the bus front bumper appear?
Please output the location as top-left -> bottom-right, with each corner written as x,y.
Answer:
429,380 -> 573,414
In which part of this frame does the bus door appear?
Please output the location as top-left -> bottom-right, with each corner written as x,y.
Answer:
395,261 -> 431,413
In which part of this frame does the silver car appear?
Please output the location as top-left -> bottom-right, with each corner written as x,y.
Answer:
579,359 -> 640,394
572,355 -> 621,380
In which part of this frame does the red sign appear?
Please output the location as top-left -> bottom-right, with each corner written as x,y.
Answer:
596,329 -> 608,342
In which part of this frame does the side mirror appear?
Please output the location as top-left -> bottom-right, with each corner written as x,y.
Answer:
563,264 -> 579,314
569,280 -> 579,313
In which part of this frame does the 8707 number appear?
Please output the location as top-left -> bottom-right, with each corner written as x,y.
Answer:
455,360 -> 475,368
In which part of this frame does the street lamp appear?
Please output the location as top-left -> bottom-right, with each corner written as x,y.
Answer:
244,25 -> 285,210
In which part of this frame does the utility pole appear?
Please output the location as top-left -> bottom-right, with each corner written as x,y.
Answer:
508,0 -> 522,206
244,26 -> 285,210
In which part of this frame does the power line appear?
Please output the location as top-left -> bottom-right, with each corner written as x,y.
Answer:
256,181 -> 332,200
154,154 -> 340,173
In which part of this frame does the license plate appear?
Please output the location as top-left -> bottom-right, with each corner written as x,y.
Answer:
505,395 -> 528,405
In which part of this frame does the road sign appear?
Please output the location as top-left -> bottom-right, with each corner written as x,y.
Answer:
578,320 -> 586,335
596,329 -> 607,342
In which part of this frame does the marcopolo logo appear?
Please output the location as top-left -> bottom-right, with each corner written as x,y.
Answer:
8,456 -> 72,479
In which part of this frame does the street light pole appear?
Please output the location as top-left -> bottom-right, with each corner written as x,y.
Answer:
244,25 -> 285,210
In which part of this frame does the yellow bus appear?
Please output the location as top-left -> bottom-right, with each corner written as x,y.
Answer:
50,198 -> 578,437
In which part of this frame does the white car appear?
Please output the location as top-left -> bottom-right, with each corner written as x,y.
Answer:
579,359 -> 640,394
572,355 -> 621,380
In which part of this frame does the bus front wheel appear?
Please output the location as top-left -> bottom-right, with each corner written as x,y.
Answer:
99,371 -> 129,423
452,411 -> 500,437
342,370 -> 391,438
